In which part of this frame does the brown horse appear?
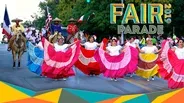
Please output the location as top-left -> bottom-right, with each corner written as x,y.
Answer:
10,31 -> 26,68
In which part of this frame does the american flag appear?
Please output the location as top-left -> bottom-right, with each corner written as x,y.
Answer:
45,6 -> 52,31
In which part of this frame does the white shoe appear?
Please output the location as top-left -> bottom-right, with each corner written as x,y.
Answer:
111,78 -> 114,81
147,79 -> 150,81
114,79 -> 117,81
63,78 -> 67,81
152,77 -> 155,81
130,74 -> 133,78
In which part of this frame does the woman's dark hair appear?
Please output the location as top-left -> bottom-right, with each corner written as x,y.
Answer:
32,30 -> 36,37
177,39 -> 184,44
88,35 -> 95,41
159,34 -> 167,40
128,36 -> 134,40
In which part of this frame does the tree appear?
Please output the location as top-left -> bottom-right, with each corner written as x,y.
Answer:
72,0 -> 121,38
33,0 -> 75,29
33,0 -> 183,37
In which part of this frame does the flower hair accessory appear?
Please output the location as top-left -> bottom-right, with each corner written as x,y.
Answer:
112,37 -> 117,40
93,35 -> 97,40
146,38 -> 152,41
112,37 -> 118,42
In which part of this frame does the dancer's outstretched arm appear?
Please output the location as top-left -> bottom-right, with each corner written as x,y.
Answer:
67,40 -> 78,48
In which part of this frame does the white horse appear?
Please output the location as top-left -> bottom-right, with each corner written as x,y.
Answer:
67,30 -> 86,43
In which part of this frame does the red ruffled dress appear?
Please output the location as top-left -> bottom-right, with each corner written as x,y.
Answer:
158,40 -> 184,89
75,40 -> 108,76
41,38 -> 80,79
75,46 -> 100,75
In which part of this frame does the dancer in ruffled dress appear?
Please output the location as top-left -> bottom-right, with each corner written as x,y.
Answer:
94,37 -> 137,81
125,37 -> 137,48
27,41 -> 44,76
125,37 -> 139,77
75,35 -> 101,76
41,35 -> 80,80
158,39 -> 184,89
136,38 -> 160,81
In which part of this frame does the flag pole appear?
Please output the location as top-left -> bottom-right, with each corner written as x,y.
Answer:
121,0 -> 124,45
173,26 -> 175,35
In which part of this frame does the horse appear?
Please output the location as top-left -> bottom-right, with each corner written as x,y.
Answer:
10,31 -> 26,68
66,30 -> 86,43
48,30 -> 86,44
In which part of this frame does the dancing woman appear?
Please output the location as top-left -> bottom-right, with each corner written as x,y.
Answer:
94,37 -> 137,81
75,35 -> 101,76
158,39 -> 184,89
41,35 -> 80,80
27,41 -> 44,76
136,38 -> 160,81
125,37 -> 139,77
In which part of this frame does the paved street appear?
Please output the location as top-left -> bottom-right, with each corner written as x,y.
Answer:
0,44 -> 169,95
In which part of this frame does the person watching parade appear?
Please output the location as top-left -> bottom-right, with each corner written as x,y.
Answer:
7,18 -> 26,51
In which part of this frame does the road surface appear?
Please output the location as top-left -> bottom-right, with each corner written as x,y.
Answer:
0,44 -> 169,95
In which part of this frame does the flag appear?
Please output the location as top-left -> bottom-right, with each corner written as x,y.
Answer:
140,37 -> 145,45
78,15 -> 84,23
78,12 -> 95,23
2,5 -> 11,39
45,6 -> 52,31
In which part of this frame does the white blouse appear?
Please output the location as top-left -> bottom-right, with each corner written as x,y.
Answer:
141,46 -> 158,53
84,42 -> 98,50
54,43 -> 69,52
106,45 -> 122,56
174,46 -> 184,59
134,39 -> 140,44
125,42 -> 136,48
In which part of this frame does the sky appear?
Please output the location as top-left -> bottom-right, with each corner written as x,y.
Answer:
0,0 -> 45,41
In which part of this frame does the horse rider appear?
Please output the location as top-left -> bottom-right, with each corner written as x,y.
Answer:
7,18 -> 26,51
51,17 -> 62,34
50,17 -> 68,41
66,18 -> 78,43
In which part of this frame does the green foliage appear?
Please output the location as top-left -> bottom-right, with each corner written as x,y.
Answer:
72,0 -> 120,36
33,0 -> 184,37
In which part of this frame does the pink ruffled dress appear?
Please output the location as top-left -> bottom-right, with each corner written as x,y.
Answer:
94,41 -> 138,79
158,40 -> 184,89
41,38 -> 80,79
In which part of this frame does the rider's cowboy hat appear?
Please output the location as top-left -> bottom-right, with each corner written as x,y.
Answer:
11,18 -> 23,22
52,17 -> 62,22
68,18 -> 76,22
